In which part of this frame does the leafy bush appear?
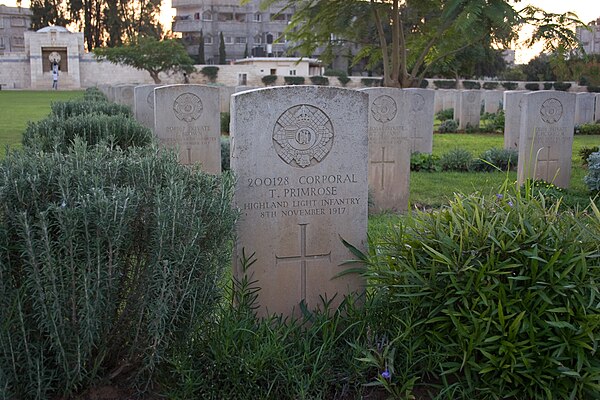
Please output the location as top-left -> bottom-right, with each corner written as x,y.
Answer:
465,123 -> 480,133
544,82 -> 554,90
440,148 -> 473,171
200,66 -> 219,82
410,152 -> 440,172
221,135 -> 230,171
584,151 -> 600,192
310,76 -> 329,86
338,76 -> 351,86
525,82 -> 540,90
587,85 -> 600,93
22,113 -> 153,153
360,190 -> 600,399
433,80 -> 457,89
419,79 -> 429,88
501,81 -> 518,90
361,78 -> 382,87
261,74 -> 278,86
579,146 -> 599,166
323,69 -> 346,77
0,144 -> 237,398
462,80 -> 481,90
284,76 -> 306,85
471,147 -> 518,171
438,119 -> 458,133
435,108 -> 454,122
480,110 -> 505,132
83,87 -> 108,102
482,82 -> 499,90
553,81 -> 571,91
220,111 -> 230,134
50,99 -> 132,119
575,122 -> 600,135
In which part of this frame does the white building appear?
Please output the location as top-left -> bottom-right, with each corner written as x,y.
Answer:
577,17 -> 600,55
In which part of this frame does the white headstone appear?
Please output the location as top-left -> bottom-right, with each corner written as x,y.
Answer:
219,86 -> 237,113
455,90 -> 481,130
575,92 -> 596,125
134,84 -> 160,131
231,86 -> 368,317
154,84 -> 221,174
405,88 -> 435,154
517,91 -> 576,188
503,90 -> 528,150
595,93 -> 600,122
483,90 -> 503,114
114,84 -> 136,109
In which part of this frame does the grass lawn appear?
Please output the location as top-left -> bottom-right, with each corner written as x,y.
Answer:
0,90 -> 84,152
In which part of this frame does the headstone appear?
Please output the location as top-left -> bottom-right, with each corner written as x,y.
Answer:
154,84 -> 221,174
442,89 -> 456,111
405,88 -> 434,154
503,90 -> 528,149
575,92 -> 596,125
362,88 -> 410,212
595,94 -> 600,122
517,91 -> 576,188
434,90 -> 444,113
455,90 -> 481,130
114,84 -> 136,109
483,90 -> 503,114
231,86 -> 368,317
219,86 -> 237,113
134,84 -> 160,131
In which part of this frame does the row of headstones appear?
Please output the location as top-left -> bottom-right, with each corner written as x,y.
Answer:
96,84 -> 576,317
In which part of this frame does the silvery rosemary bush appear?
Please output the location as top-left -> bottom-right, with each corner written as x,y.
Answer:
50,98 -> 131,119
0,142 -> 237,399
22,112 -> 152,153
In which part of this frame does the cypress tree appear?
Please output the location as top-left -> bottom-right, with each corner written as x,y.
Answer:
219,32 -> 226,64
198,29 -> 206,64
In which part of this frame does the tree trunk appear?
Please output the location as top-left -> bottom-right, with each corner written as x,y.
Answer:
149,71 -> 161,84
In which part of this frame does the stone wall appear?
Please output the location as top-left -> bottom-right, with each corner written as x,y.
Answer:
0,53 -> 30,89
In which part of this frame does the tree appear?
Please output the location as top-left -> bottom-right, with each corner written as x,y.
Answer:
94,37 -> 195,83
219,32 -> 227,65
253,0 -> 583,88
198,29 -> 206,64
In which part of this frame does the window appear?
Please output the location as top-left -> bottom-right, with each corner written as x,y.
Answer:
270,13 -> 286,21
10,17 -> 24,27
235,37 -> 247,44
235,13 -> 246,22
12,36 -> 24,47
204,35 -> 213,45
270,68 -> 276,75
218,12 -> 233,22
254,35 -> 262,44
202,11 -> 212,21
0,37 -> 4,49
253,13 -> 261,22
225,36 -> 233,44
0,17 -> 4,29
238,73 -> 247,86
194,12 -> 200,20
289,70 -> 296,76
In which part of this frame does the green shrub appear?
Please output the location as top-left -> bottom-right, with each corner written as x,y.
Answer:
338,76 -> 351,86
438,119 -> 458,133
361,78 -> 382,87
220,112 -> 230,134
200,66 -> 219,82
284,76 -> 306,85
22,113 -> 152,153
553,81 -> 571,91
587,85 -> 600,93
221,135 -> 230,171
0,144 -> 237,398
310,75 -> 329,86
419,79 -> 429,88
323,69 -> 346,77
261,74 -> 278,86
584,151 -> 600,192
480,110 -> 505,132
360,190 -> 600,399
440,148 -> 473,171
433,80 -> 457,89
525,82 -> 540,90
465,123 -> 480,133
543,82 -> 554,90
410,152 -> 440,172
575,122 -> 600,135
83,87 -> 108,102
435,108 -> 454,122
50,99 -> 132,118
471,147 -> 517,171
482,82 -> 499,90
462,80 -> 481,90
501,81 -> 518,90
579,146 -> 599,166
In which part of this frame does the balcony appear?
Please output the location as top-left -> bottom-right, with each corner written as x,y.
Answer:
172,0 -> 199,8
173,19 -> 202,33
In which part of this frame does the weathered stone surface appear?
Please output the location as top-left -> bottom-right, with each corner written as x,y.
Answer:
596,94 -> 600,122
114,84 -> 136,109
455,90 -> 481,130
517,91 -> 576,188
154,84 -> 221,174
405,88 -> 434,154
503,90 -> 528,150
575,92 -> 596,125
134,84 -> 160,131
231,86 -> 368,317
483,90 -> 503,114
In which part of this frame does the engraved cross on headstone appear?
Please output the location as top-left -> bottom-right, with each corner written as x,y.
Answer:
536,146 -> 559,180
371,146 -> 395,190
275,223 -> 332,301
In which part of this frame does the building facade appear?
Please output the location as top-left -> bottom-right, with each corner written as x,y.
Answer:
172,0 -> 295,63
577,18 -> 600,55
0,4 -> 32,55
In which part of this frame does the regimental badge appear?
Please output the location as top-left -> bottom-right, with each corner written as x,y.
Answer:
371,95 -> 397,123
540,98 -> 563,124
273,105 -> 334,168
173,93 -> 203,122
411,93 -> 425,112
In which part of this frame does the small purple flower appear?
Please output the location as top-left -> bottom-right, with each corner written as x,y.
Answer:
508,201 -> 514,207
381,369 -> 391,379
496,193 -> 504,200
